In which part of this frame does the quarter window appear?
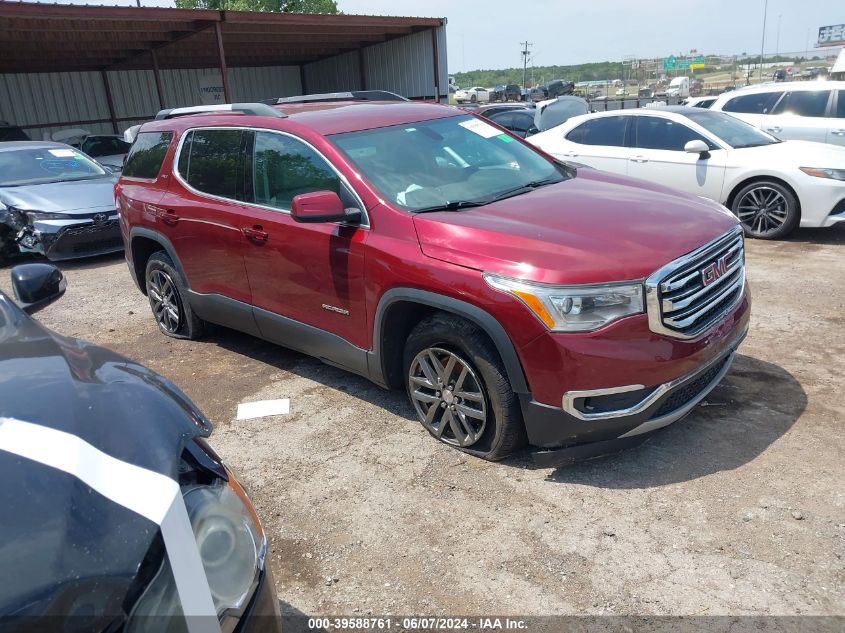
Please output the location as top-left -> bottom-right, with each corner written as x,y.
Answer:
837,91 -> 845,118
722,92 -> 781,114
252,132 -> 339,210
634,116 -> 715,151
565,116 -> 627,146
122,132 -> 172,179
772,90 -> 831,118
178,129 -> 244,200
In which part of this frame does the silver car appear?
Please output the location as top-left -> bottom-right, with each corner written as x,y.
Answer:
0,141 -> 123,262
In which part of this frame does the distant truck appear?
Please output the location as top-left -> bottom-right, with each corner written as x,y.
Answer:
665,76 -> 690,98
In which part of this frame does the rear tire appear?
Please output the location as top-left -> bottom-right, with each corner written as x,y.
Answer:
403,313 -> 526,461
731,180 -> 799,240
145,251 -> 205,340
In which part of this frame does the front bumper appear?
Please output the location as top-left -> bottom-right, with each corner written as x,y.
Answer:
795,176 -> 845,228
517,291 -> 750,466
234,566 -> 282,633
16,216 -> 124,260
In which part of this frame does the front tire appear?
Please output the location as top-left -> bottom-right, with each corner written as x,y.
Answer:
145,251 -> 205,339
470,94 -> 477,103
731,180 -> 799,240
403,313 -> 526,461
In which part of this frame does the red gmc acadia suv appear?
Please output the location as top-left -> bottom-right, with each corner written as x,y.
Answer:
116,94 -> 750,466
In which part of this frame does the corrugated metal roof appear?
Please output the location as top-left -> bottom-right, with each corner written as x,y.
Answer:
0,2 -> 444,73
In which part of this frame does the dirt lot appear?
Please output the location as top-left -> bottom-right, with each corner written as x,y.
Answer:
1,227 -> 843,620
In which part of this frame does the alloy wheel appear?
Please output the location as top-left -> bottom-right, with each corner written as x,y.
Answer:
408,347 -> 487,447
148,269 -> 182,334
736,186 -> 789,235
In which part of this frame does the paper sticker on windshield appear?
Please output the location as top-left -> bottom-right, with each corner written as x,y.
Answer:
459,119 -> 500,139
48,149 -> 77,157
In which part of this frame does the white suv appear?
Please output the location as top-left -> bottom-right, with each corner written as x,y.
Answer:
710,81 -> 845,146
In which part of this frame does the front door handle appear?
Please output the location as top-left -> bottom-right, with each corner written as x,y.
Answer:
766,126 -> 782,133
630,156 -> 648,163
242,225 -> 268,244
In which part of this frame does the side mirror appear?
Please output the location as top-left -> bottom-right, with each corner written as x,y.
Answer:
526,125 -> 540,136
11,263 -> 66,315
291,191 -> 362,225
684,140 -> 710,156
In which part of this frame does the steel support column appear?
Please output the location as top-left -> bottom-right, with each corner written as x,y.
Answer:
100,70 -> 118,133
214,21 -> 232,103
150,48 -> 165,109
431,27 -> 441,103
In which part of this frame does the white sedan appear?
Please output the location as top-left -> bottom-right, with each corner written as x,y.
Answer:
528,106 -> 845,239
454,86 -> 490,104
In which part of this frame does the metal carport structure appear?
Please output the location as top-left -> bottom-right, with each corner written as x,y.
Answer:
0,2 -> 447,139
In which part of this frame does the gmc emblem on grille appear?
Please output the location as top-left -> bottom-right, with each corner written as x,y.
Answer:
701,254 -> 730,286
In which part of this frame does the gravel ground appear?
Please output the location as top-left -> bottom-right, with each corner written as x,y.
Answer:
1,226 -> 843,620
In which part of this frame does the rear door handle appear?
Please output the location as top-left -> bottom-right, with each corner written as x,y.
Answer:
630,156 -> 648,163
242,225 -> 268,244
832,129 -> 845,136
156,208 -> 179,225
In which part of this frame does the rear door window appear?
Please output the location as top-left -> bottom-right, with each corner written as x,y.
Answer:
838,91 -> 845,118
122,131 -> 173,179
565,116 -> 628,146
177,129 -> 245,200
251,132 -> 340,211
771,90 -> 831,118
722,91 -> 782,114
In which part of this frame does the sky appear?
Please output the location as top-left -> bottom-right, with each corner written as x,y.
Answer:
41,0 -> 845,72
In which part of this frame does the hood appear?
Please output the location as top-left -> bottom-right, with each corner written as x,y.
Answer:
730,139 -> 845,166
0,293 -> 211,619
0,176 -> 117,214
413,168 -> 739,285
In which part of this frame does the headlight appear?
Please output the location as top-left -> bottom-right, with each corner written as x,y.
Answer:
126,468 -> 265,633
183,473 -> 266,618
484,273 -> 644,332
799,167 -> 845,181
24,210 -> 75,221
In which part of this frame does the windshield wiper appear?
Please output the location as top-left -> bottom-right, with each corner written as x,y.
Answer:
485,177 -> 561,203
414,200 -> 487,214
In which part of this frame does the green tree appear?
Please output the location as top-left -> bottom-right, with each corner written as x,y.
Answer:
174,0 -> 338,13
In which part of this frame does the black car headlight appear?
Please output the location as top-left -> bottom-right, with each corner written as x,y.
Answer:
126,468 -> 266,633
183,474 -> 266,618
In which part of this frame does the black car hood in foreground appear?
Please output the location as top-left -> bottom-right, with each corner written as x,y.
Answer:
0,292 -> 211,624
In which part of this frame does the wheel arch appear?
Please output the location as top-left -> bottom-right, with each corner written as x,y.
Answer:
369,288 -> 530,395
128,227 -> 187,295
725,174 -> 802,220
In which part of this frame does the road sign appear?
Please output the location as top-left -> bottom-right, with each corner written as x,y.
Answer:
818,24 -> 845,47
663,55 -> 704,70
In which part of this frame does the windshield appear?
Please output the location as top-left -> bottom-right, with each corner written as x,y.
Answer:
330,115 -> 564,212
0,147 -> 107,186
683,110 -> 780,149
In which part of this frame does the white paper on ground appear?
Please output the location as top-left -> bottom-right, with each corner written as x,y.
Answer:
236,399 -> 290,420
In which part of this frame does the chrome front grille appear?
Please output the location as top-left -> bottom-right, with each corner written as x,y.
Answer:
646,226 -> 746,339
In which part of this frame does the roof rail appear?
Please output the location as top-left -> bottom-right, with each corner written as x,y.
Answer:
262,90 -> 409,105
154,103 -> 286,120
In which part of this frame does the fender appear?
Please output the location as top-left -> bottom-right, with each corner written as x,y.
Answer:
369,288 -> 530,395
127,227 -> 189,292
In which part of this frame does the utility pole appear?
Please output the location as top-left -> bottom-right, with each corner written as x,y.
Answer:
521,41 -> 532,88
759,0 -> 768,82
775,13 -> 782,60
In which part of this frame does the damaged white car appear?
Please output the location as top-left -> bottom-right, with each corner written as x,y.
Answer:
0,141 -> 123,263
